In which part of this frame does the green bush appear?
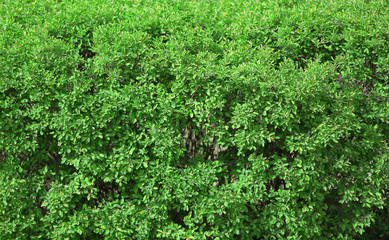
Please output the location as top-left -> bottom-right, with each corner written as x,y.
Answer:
1,0 -> 388,239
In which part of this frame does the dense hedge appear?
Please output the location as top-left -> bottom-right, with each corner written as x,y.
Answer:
1,0 -> 388,239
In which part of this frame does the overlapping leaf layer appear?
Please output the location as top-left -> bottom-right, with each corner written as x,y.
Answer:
1,0 -> 388,239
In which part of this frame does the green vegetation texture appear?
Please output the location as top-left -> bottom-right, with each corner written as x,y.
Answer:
0,0 -> 388,239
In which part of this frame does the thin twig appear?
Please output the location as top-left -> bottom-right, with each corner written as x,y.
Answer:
188,75 -> 211,102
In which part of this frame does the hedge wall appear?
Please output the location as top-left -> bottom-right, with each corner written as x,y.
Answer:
1,0 -> 388,239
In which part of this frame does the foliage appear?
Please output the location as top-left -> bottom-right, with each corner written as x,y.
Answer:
1,0 -> 388,239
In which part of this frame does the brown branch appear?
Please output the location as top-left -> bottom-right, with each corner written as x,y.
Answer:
188,75 -> 212,103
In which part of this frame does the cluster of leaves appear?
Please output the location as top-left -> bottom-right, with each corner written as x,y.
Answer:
1,0 -> 388,239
